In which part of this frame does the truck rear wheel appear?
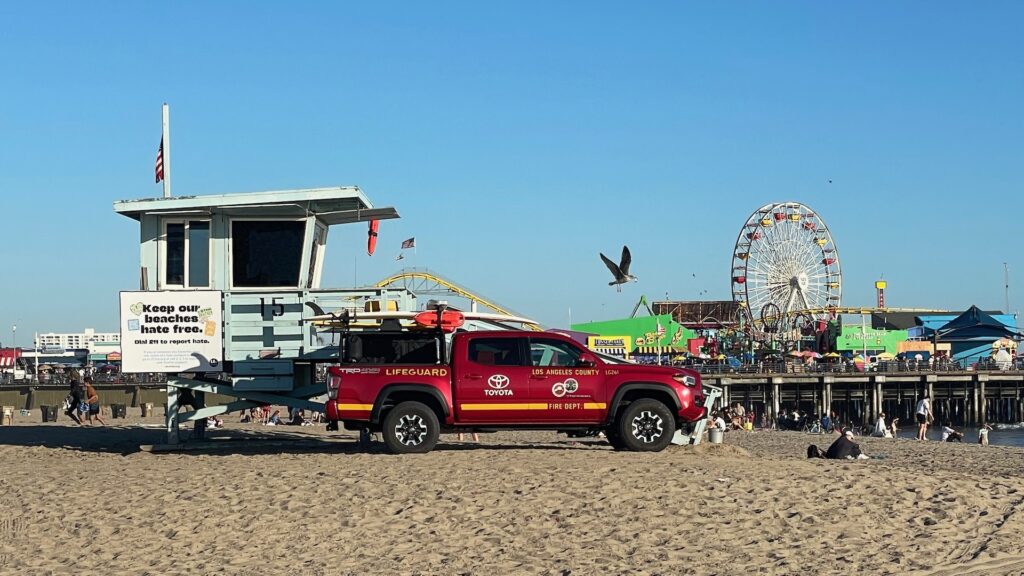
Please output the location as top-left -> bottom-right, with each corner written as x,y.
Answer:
616,398 -> 674,452
382,401 -> 439,454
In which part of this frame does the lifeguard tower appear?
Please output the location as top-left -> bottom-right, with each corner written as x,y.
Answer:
114,187 -> 417,444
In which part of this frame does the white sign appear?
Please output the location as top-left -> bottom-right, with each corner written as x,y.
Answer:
119,291 -> 223,373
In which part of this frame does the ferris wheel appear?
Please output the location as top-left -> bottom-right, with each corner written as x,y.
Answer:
731,201 -> 841,334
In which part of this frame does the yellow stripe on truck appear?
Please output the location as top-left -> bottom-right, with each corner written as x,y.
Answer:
337,403 -> 373,411
459,403 -> 549,411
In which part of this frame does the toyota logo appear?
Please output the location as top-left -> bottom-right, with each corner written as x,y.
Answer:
487,374 -> 510,389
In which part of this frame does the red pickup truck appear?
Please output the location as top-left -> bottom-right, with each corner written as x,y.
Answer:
325,330 -> 705,453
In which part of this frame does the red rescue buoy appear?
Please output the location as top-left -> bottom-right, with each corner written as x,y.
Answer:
414,310 -> 465,332
367,220 -> 380,256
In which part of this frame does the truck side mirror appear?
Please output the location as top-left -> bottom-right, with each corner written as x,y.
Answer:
578,352 -> 597,367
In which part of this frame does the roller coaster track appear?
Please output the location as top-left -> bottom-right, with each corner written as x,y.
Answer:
376,267 -> 544,331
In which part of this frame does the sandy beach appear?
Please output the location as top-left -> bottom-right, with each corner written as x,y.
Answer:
1,414 -> 1023,576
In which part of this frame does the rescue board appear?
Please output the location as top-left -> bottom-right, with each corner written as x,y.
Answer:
414,310 -> 465,331
366,220 -> 380,255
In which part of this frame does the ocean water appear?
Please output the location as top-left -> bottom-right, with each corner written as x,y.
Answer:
894,423 -> 1024,448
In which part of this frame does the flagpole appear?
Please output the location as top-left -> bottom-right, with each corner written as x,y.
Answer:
162,103 -> 171,198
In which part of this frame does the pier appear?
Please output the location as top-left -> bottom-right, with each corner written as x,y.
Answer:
704,371 -> 1024,428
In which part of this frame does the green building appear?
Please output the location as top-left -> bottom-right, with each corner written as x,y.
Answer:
572,315 -> 695,355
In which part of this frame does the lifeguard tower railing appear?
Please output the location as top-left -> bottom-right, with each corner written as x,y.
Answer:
114,187 -> 416,444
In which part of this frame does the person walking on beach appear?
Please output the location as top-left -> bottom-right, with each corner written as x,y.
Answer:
871,412 -> 891,438
915,395 -> 932,440
978,422 -> 993,445
82,376 -> 106,426
63,379 -> 84,425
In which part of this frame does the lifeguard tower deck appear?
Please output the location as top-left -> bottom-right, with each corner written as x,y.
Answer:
114,187 -> 417,444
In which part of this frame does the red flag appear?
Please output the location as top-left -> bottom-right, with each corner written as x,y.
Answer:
155,138 -> 164,183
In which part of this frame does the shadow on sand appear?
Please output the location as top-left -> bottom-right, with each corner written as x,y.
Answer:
0,424 -> 609,456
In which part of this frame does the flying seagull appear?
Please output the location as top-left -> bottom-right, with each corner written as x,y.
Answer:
600,245 -> 637,292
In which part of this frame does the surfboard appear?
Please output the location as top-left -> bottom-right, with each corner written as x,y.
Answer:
305,309 -> 538,327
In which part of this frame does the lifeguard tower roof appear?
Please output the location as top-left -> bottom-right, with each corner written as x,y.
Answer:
114,186 -> 398,224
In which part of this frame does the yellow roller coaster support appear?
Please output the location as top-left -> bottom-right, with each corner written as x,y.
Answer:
376,270 -> 544,331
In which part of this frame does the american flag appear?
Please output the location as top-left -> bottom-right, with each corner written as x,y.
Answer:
656,321 -> 666,337
401,237 -> 415,249
155,138 -> 164,183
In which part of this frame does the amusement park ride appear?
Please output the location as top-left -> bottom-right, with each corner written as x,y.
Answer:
728,202 -> 940,349
731,201 -> 842,338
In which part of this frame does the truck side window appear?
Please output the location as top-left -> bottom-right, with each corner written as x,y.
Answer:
529,339 -> 582,367
468,338 -> 523,366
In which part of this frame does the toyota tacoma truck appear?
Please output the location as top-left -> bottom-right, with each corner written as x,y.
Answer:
324,328 -> 706,454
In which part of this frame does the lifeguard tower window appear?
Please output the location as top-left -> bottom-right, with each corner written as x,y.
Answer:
231,220 -> 305,287
163,220 -> 210,288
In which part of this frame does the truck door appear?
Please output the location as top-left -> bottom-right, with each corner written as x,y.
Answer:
454,335 -> 534,424
527,337 -> 606,422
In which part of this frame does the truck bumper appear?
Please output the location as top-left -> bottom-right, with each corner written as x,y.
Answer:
326,400 -> 374,422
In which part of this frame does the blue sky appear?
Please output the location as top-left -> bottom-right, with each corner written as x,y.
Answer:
1,2 -> 1022,343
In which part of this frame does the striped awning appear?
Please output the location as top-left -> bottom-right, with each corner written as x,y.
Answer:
634,346 -> 687,355
593,347 -> 627,356
0,349 -> 20,367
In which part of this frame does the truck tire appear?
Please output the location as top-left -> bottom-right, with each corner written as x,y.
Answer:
616,398 -> 674,452
605,428 -> 627,450
382,401 -> 440,454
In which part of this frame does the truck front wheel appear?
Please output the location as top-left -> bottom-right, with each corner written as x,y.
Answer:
382,401 -> 440,454
616,398 -> 674,452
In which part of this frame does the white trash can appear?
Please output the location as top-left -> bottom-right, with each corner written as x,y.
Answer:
709,428 -> 724,444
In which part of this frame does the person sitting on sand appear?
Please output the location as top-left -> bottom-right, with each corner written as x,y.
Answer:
941,422 -> 963,442
978,422 -> 993,445
825,430 -> 869,460
266,410 -> 282,426
712,411 -> 727,432
871,412 -> 892,438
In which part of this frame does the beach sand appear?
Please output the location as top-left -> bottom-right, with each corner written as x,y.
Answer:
1,413 -> 1023,575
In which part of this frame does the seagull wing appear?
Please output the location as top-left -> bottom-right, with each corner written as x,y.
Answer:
600,252 -> 623,279
619,245 -> 632,275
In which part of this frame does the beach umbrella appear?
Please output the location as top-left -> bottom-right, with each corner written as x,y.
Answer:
787,350 -> 803,357
824,352 -> 840,358
852,355 -> 867,372
877,352 -> 895,361
806,351 -> 822,359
